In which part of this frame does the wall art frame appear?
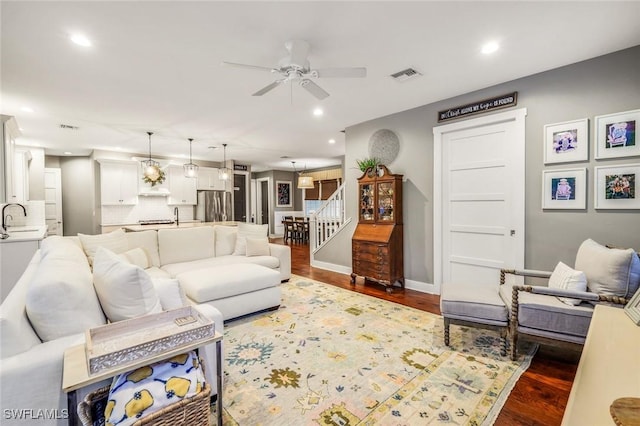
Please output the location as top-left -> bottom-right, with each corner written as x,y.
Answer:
594,109 -> 640,159
624,287 -> 640,326
542,168 -> 587,210
276,180 -> 292,207
594,163 -> 640,209
543,118 -> 589,164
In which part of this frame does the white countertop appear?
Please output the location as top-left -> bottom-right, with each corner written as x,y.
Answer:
0,225 -> 48,243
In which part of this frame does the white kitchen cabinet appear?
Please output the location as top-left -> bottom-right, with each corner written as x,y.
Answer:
99,160 -> 139,205
196,167 -> 223,190
168,165 -> 197,205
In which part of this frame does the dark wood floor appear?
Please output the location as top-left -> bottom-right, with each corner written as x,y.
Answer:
276,238 -> 580,426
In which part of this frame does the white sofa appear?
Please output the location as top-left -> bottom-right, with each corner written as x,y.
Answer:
0,224 -> 291,425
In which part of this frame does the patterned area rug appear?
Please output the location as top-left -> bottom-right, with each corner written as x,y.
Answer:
217,276 -> 535,425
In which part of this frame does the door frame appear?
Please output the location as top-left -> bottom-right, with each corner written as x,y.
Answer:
233,170 -> 250,223
433,108 -> 527,294
255,177 -> 272,229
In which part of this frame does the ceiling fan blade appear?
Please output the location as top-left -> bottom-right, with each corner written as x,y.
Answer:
222,61 -> 275,72
286,40 -> 310,68
313,67 -> 367,78
252,80 -> 283,96
300,79 -> 329,100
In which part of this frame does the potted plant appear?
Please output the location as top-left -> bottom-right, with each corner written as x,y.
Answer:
356,157 -> 382,177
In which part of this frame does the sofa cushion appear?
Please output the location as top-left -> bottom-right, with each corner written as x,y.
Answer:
575,239 -> 638,298
125,230 -> 161,267
246,237 -> 270,257
78,228 -> 129,265
548,262 -> 587,306
26,240 -> 106,342
517,291 -> 594,338
214,226 -> 237,257
151,278 -> 188,311
158,227 -> 215,266
161,255 -> 280,277
233,223 -> 268,256
177,263 -> 280,303
118,247 -> 150,270
93,247 -> 162,322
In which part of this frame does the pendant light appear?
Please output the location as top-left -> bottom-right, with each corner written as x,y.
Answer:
292,161 -> 314,189
141,131 -> 160,177
218,143 -> 232,181
183,138 -> 198,178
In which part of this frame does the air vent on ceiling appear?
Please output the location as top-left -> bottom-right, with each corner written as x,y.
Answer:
390,67 -> 422,82
59,124 -> 79,130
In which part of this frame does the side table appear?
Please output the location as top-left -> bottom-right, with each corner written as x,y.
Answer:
62,332 -> 223,426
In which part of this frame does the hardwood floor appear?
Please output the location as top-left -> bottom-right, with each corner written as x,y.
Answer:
278,238 -> 580,426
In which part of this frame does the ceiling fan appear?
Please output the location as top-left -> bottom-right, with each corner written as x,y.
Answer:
223,40 -> 366,100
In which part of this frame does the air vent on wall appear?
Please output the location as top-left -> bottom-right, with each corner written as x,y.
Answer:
390,67 -> 422,82
59,124 -> 79,130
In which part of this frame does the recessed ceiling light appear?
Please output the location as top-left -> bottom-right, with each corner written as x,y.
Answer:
328,139 -> 336,144
313,108 -> 324,117
21,106 -> 34,113
481,42 -> 499,55
70,33 -> 92,47
64,151 -> 72,155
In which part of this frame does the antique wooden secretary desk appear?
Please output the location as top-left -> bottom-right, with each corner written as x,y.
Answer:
351,165 -> 404,292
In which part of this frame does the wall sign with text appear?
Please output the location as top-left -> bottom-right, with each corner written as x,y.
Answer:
438,92 -> 518,122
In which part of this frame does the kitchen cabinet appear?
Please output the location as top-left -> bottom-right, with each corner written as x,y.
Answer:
168,166 -> 197,205
351,165 -> 404,292
0,229 -> 45,302
98,160 -> 139,205
196,167 -> 223,190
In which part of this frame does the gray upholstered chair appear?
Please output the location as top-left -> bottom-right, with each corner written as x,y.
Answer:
501,239 -> 639,360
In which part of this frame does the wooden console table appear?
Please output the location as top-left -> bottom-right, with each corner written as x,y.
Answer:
562,305 -> 640,425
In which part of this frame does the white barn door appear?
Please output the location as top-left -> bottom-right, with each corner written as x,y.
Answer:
433,108 -> 526,293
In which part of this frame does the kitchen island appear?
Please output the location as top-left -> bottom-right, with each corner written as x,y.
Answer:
101,221 -> 238,233
0,225 -> 48,302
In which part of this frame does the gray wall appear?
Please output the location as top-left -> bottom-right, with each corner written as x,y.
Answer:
317,45 -> 640,289
58,156 -> 95,235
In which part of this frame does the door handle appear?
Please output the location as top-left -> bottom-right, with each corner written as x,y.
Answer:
510,230 -> 516,236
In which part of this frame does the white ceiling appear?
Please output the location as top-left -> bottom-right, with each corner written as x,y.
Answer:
2,1 -> 640,172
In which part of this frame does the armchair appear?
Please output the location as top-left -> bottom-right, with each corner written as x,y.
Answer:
500,239 -> 639,360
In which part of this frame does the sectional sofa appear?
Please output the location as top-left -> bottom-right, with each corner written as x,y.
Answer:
0,223 -> 291,425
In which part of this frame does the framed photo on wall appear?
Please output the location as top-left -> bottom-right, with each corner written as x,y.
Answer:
594,109 -> 640,159
276,181 -> 292,207
594,164 -> 640,209
542,168 -> 587,209
543,118 -> 589,164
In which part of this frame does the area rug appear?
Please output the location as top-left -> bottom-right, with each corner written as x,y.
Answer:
217,276 -> 536,425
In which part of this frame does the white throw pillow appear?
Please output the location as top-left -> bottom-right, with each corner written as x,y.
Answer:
118,247 -> 150,270
575,239 -> 637,298
233,223 -> 268,256
78,229 -> 129,265
214,226 -> 238,257
26,243 -> 106,341
548,261 -> 588,305
93,247 -> 162,322
246,237 -> 270,257
151,278 -> 188,311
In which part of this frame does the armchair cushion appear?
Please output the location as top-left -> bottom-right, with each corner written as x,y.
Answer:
517,291 -> 594,339
548,262 -> 587,305
575,239 -> 639,299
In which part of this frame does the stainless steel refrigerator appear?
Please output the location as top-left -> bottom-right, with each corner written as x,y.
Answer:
195,190 -> 232,222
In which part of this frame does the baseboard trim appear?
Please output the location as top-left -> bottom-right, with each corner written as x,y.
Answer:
309,261 -> 440,295
309,259 -> 352,275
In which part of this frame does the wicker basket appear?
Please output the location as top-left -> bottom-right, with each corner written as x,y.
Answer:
77,383 -> 211,426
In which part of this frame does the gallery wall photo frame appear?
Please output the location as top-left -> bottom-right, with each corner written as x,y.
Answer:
543,118 -> 589,164
594,109 -> 640,159
594,163 -> 640,209
542,168 -> 587,210
276,180 -> 292,207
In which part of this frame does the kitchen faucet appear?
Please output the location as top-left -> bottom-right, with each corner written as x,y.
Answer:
1,203 -> 27,236
174,207 -> 179,226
